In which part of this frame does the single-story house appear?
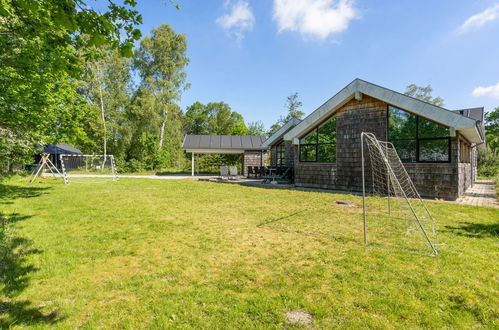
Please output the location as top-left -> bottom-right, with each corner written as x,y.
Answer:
269,78 -> 484,200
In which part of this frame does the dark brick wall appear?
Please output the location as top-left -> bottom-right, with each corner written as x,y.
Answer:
293,157 -> 337,189
243,151 -> 267,176
292,94 -> 471,200
335,96 -> 388,191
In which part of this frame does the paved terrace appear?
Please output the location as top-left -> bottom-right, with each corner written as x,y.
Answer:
456,180 -> 498,208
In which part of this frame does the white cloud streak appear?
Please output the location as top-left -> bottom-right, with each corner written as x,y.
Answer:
272,0 -> 358,40
459,3 -> 499,32
216,0 -> 255,41
472,82 -> 499,99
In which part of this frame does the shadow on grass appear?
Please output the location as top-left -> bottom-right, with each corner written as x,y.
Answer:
0,183 -> 50,205
444,222 -> 499,238
0,186 -> 62,326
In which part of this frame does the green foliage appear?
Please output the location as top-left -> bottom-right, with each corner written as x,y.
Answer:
247,121 -> 267,136
185,101 -> 249,135
404,84 -> 444,107
127,24 -> 189,169
0,0 -> 142,131
485,107 -> 499,153
0,128 -> 39,173
284,92 -> 305,120
1,2 -> 260,174
0,0 -> 144,174
79,47 -> 134,157
477,148 -> 499,178
268,92 -> 305,135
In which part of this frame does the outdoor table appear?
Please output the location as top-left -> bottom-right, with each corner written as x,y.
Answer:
268,168 -> 278,184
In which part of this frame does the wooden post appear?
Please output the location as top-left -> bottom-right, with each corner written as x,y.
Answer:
191,152 -> 194,176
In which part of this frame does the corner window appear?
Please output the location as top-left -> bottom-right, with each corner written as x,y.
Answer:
388,106 -> 450,163
299,116 -> 336,162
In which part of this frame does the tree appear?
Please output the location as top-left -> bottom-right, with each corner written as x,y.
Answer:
185,101 -> 249,173
268,92 -> 305,135
404,84 -> 444,107
134,24 -> 189,150
0,0 -> 142,134
0,0 -> 147,173
79,47 -> 133,159
485,107 -> 499,152
247,121 -> 266,136
284,92 -> 305,120
185,102 -> 249,135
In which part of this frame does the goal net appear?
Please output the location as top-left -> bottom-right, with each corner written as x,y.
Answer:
361,132 -> 438,256
60,154 -> 119,184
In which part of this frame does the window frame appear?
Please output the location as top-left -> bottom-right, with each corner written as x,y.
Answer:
299,116 -> 336,163
387,105 -> 451,163
276,141 -> 285,166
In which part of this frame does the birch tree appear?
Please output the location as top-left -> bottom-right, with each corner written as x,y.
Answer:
134,24 -> 189,150
80,48 -> 132,157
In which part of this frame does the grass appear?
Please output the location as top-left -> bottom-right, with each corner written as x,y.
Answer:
0,177 -> 498,328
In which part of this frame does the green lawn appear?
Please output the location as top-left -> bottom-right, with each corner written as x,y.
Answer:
1,177 -> 498,328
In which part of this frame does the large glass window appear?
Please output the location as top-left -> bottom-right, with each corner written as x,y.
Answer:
388,106 -> 450,162
276,142 -> 285,166
299,116 -> 336,162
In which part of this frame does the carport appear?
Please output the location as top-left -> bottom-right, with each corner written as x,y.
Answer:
182,135 -> 268,176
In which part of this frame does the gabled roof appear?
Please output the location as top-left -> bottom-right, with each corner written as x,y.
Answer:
182,135 -> 267,154
41,143 -> 83,155
284,79 -> 484,145
261,117 -> 301,148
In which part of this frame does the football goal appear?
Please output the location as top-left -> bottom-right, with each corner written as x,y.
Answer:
361,132 -> 438,256
60,154 -> 119,184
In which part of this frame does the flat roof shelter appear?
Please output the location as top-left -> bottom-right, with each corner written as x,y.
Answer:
182,135 -> 268,176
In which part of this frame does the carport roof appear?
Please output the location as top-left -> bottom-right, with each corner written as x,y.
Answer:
182,135 -> 267,153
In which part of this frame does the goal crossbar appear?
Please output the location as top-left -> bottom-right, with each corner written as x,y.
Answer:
59,154 -> 119,184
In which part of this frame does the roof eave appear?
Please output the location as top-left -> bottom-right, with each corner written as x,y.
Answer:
261,117 -> 301,148
284,78 -> 482,143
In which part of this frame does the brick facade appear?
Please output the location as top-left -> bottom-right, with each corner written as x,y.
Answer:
243,151 -> 267,176
292,95 -> 476,200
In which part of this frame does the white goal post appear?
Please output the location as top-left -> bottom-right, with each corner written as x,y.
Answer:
59,154 -> 119,184
361,132 -> 438,256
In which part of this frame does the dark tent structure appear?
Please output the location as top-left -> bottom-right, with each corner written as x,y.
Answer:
35,143 -> 83,169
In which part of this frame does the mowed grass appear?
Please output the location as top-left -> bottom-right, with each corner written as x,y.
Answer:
0,177 -> 498,328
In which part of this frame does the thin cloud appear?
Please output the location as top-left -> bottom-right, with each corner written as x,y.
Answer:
472,82 -> 499,99
459,3 -> 499,32
216,0 -> 255,41
273,0 -> 359,40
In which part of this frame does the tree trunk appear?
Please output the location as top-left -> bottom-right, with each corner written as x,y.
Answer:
98,72 -> 107,161
158,108 -> 167,149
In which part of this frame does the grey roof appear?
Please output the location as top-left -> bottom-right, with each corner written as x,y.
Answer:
284,78 -> 485,145
41,143 -> 83,155
182,135 -> 267,151
261,117 -> 301,148
452,107 -> 484,122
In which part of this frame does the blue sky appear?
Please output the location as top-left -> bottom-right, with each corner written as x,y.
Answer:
122,0 -> 499,128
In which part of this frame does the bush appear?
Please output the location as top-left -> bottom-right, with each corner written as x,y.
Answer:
122,159 -> 146,173
478,148 -> 499,178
